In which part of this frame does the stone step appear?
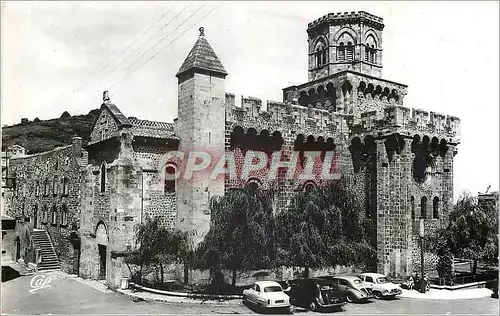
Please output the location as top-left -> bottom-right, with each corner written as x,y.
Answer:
38,266 -> 60,271
39,261 -> 59,265
39,262 -> 60,267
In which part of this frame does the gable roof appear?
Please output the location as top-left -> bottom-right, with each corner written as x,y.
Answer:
176,29 -> 227,78
89,102 -> 177,143
104,103 -> 132,127
128,117 -> 177,140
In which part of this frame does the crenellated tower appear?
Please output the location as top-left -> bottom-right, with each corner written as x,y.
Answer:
307,11 -> 384,81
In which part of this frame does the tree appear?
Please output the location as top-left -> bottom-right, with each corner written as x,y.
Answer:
275,179 -> 376,276
429,191 -> 498,276
125,216 -> 189,284
196,188 -> 276,285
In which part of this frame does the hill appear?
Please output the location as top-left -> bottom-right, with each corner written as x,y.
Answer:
1,109 -> 100,154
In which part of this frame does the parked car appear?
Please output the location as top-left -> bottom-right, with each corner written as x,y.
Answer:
286,278 -> 346,312
357,273 -> 402,299
319,275 -> 374,303
242,281 -> 292,313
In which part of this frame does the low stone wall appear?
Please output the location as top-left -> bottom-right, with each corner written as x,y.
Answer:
129,282 -> 242,300
138,263 -> 360,286
430,280 -> 497,291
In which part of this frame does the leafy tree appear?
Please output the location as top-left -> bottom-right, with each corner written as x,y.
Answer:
429,191 -> 498,276
275,179 -> 376,276
196,188 -> 276,285
125,215 -> 190,284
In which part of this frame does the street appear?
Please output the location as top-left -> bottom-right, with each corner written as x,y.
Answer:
1,271 -> 498,315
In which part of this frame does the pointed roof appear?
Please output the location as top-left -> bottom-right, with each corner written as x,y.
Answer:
176,27 -> 227,78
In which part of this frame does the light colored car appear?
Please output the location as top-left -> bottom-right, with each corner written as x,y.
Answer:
357,273 -> 402,299
242,281 -> 292,312
320,275 -> 374,303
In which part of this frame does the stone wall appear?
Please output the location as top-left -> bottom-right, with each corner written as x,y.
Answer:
89,106 -> 120,144
5,139 -> 87,273
176,72 -> 226,246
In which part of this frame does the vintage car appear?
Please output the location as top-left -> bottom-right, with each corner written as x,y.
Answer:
357,273 -> 402,299
242,281 -> 292,312
319,275 -> 374,303
286,278 -> 346,312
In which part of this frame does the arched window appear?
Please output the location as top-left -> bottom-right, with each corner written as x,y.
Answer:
51,205 -> 57,225
337,43 -> 345,61
420,196 -> 427,219
411,196 -> 415,219
365,35 -> 377,64
246,179 -> 261,191
62,177 -> 69,195
315,40 -> 328,67
433,197 -> 439,219
42,205 -> 48,223
346,42 -> 354,61
164,165 -> 176,194
100,164 -> 106,193
44,178 -> 49,195
53,175 -> 58,195
61,204 -> 68,226
304,181 -> 316,194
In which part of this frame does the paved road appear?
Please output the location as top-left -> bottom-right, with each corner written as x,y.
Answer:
1,270 -> 499,315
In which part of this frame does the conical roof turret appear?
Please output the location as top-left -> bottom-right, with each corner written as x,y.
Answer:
176,27 -> 228,78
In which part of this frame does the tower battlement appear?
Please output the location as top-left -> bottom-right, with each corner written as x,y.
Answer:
225,93 -> 345,133
352,105 -> 460,140
308,11 -> 384,31
224,93 -> 460,141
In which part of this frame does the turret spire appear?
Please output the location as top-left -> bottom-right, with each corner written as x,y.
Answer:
176,27 -> 227,79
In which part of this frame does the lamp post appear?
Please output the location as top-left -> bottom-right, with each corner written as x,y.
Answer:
419,219 -> 425,293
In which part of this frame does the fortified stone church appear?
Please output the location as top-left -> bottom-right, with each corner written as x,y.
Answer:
4,11 -> 460,288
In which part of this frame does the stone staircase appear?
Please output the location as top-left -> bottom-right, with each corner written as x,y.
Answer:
32,229 -> 60,271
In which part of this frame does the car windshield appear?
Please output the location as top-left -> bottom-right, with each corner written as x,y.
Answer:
353,279 -> 362,285
263,286 -> 283,293
377,277 -> 389,284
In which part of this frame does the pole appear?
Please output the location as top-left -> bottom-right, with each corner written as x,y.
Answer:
419,219 -> 425,293
420,236 -> 425,292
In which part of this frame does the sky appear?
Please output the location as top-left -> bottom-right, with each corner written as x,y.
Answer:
1,1 -> 499,199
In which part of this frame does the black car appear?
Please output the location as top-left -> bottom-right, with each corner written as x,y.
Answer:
285,278 -> 346,312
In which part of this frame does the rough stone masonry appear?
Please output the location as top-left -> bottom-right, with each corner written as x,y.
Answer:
5,11 -> 460,288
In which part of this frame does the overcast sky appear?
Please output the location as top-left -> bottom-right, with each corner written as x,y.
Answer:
1,1 -> 499,199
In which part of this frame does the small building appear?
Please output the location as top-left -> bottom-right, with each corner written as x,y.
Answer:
4,138 -> 87,273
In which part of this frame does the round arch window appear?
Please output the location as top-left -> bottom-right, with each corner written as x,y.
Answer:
246,179 -> 261,191
303,182 -> 316,194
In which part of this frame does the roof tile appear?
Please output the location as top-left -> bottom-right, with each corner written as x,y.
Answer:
176,31 -> 227,77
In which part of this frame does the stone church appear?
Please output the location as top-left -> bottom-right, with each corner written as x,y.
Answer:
4,11 -> 460,288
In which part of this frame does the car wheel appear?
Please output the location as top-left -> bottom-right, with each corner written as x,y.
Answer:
346,293 -> 355,303
309,301 -> 317,311
373,291 -> 383,299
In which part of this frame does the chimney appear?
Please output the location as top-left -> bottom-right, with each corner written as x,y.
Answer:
72,136 -> 82,157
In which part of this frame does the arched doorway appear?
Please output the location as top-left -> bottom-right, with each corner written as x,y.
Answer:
95,222 -> 108,280
33,205 -> 38,228
70,231 -> 81,275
